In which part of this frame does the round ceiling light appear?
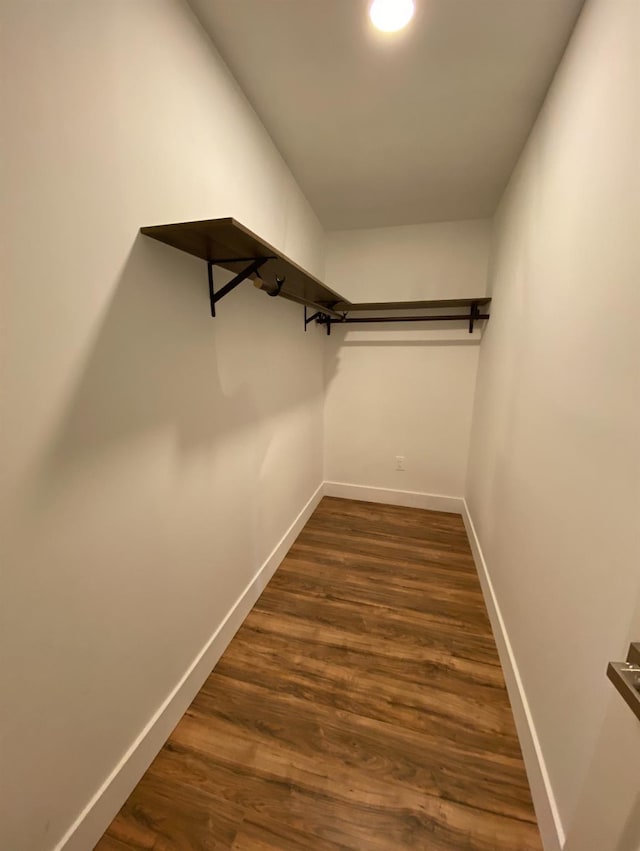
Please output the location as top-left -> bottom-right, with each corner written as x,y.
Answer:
369,0 -> 415,33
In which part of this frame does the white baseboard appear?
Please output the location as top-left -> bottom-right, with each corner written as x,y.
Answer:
56,482 -> 325,851
461,500 -> 564,851
324,481 -> 464,514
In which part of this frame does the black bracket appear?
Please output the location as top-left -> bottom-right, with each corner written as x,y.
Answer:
304,307 -> 321,331
315,312 -> 340,335
305,309 -> 347,335
469,301 -> 480,334
208,258 -> 269,317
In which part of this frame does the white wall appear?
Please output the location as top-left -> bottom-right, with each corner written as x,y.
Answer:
6,1 -> 638,849
324,221 -> 490,499
0,2 -> 326,849
466,0 -> 640,847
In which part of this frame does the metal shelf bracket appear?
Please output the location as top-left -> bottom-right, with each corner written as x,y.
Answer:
208,257 -> 269,318
469,301 -> 481,333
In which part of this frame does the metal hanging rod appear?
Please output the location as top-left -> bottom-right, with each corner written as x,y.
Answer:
329,312 -> 489,324
315,302 -> 489,334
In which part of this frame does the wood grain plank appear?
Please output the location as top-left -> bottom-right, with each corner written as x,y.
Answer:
95,497 -> 541,851
105,774 -> 242,850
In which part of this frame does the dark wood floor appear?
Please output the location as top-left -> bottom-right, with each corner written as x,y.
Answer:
96,497 -> 541,850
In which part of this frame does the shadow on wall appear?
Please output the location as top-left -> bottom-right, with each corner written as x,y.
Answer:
616,796 -> 640,851
322,323 -> 483,393
30,233 -> 328,510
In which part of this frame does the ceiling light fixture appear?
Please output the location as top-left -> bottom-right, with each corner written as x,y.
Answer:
369,0 -> 415,33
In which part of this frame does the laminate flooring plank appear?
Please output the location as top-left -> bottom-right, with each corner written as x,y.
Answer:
95,497 -> 542,851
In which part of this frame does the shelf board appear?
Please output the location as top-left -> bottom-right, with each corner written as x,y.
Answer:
140,217 -> 491,333
140,217 -> 345,309
334,298 -> 491,312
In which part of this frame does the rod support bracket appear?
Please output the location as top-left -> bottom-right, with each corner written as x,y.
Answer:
305,307 -> 322,331
469,301 -> 480,334
320,313 -> 332,335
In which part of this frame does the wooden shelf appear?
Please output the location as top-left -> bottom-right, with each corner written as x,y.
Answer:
141,217 -> 344,310
140,216 -> 490,333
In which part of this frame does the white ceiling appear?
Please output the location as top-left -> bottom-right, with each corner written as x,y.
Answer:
188,0 -> 584,230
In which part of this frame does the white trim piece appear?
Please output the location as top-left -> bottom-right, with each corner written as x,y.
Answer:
461,500 -> 564,851
324,481 -> 464,514
56,482 -> 325,851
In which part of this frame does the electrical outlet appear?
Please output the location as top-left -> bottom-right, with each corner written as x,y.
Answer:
395,455 -> 405,471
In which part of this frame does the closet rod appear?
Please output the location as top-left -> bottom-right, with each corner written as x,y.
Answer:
327,314 -> 490,324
